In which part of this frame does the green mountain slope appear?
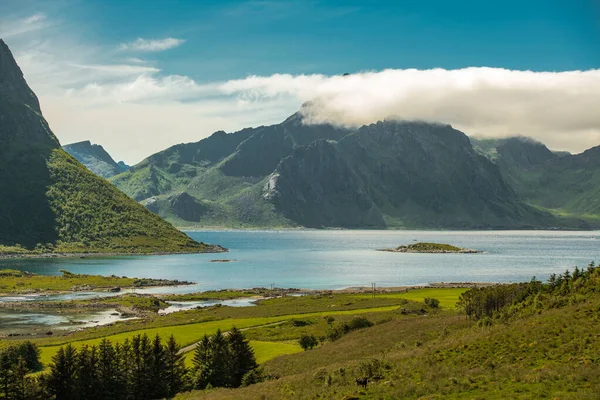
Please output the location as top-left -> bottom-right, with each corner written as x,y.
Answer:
0,39 -> 222,253
62,140 -> 129,178
473,137 -> 600,226
111,111 -> 556,229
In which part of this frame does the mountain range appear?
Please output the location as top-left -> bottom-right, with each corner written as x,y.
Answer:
0,39 -> 221,253
62,141 -> 129,178
472,137 -> 600,226
107,109 -> 586,230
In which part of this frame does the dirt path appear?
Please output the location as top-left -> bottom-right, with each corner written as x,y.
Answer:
178,320 -> 287,354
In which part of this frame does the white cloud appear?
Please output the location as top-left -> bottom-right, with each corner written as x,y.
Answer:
222,68 -> 600,152
5,14 -> 599,164
118,38 -> 185,52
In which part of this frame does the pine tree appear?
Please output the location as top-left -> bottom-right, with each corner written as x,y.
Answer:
192,335 -> 212,389
164,335 -> 187,397
96,339 -> 121,400
227,327 -> 257,387
10,357 -> 30,400
130,334 -> 154,400
148,335 -> 167,399
208,329 -> 232,388
48,344 -> 78,400
116,339 -> 133,399
76,345 -> 100,400
0,351 -> 12,399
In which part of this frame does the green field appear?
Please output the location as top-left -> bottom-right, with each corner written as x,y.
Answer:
353,287 -> 467,309
38,305 -> 404,365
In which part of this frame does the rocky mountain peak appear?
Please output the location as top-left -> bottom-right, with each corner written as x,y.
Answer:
0,39 -> 41,113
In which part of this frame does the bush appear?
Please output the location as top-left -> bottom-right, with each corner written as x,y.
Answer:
241,368 -> 264,387
424,298 -> 440,308
299,334 -> 319,350
347,317 -> 374,330
358,358 -> 390,380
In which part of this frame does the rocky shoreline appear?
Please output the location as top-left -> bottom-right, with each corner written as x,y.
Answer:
0,247 -> 227,260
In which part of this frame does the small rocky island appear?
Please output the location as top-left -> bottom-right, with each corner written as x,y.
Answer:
379,242 -> 479,254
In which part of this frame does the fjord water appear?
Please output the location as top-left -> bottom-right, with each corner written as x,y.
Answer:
2,230 -> 599,293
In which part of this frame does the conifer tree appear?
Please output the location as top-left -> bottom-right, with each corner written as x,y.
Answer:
228,327 -> 257,387
164,335 -> 187,397
148,335 -> 167,399
75,345 -> 100,400
192,335 -> 212,389
48,344 -> 78,400
208,329 -> 232,388
97,339 -> 121,400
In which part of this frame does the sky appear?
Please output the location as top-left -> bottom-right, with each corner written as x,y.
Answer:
1,0 -> 599,164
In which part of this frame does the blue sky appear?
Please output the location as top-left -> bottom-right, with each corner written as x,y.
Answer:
1,0 -> 599,163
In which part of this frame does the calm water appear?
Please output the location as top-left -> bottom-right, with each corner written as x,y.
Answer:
2,230 -> 599,292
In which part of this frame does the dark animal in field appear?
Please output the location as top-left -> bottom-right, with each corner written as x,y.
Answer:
355,377 -> 368,388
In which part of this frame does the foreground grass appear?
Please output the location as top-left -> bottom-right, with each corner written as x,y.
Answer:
177,296 -> 600,399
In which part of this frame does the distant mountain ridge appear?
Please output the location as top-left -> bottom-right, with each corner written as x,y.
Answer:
63,140 -> 129,178
0,39 -> 221,253
472,137 -> 600,226
110,110 -> 558,229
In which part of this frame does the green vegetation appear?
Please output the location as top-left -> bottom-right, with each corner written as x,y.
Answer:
352,287 -> 467,309
472,136 -> 600,227
383,242 -> 477,253
160,290 -> 263,302
0,40 -> 222,254
0,269 -> 190,294
298,335 -> 318,351
171,263 -> 599,399
0,342 -> 43,399
192,327 -> 257,389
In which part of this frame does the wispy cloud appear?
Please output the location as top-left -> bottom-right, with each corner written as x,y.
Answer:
24,13 -> 47,24
118,38 -> 185,52
0,12 -> 51,38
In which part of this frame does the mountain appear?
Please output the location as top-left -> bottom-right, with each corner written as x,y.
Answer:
62,140 -> 129,178
472,137 -> 600,226
111,110 -> 556,229
0,39 -> 222,253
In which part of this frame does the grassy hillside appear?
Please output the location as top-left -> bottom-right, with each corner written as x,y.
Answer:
176,263 -> 600,399
0,39 -> 221,254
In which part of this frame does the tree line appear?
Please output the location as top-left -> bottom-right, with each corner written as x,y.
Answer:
0,327 -> 258,400
458,262 -> 599,321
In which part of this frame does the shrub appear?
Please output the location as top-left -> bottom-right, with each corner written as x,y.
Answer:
424,297 -> 440,308
358,358 -> 390,380
347,317 -> 374,330
299,334 -> 319,350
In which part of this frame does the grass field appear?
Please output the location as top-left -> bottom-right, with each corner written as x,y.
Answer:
352,287 -> 467,309
37,305 -> 405,365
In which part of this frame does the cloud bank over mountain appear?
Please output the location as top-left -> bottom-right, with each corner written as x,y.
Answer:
222,68 -> 600,153
3,11 -> 599,163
